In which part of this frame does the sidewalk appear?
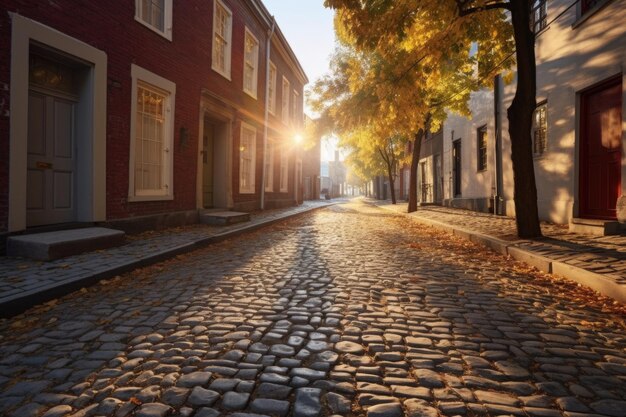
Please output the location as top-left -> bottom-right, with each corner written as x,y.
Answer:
371,199 -> 626,304
0,201 -> 335,317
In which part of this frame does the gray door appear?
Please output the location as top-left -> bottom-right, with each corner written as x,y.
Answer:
202,120 -> 215,208
27,91 -> 76,226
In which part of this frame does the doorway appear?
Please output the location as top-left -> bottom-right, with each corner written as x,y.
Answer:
201,116 -> 229,209
579,76 -> 622,220
26,51 -> 83,227
453,139 -> 462,197
202,120 -> 215,208
9,15 -> 107,232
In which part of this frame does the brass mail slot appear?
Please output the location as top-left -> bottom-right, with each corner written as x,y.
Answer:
36,161 -> 53,170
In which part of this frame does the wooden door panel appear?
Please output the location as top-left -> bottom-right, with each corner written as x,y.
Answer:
203,121 -> 215,208
53,99 -> 73,159
53,171 -> 73,209
26,91 -> 76,226
27,169 -> 45,210
580,77 -> 622,219
27,93 -> 46,156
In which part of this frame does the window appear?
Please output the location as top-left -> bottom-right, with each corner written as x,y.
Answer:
239,123 -> 256,194
243,28 -> 259,98
279,146 -> 289,192
532,103 -> 547,156
477,125 -> 487,171
264,140 -> 274,192
453,139 -> 462,197
581,0 -> 604,15
531,0 -> 547,33
292,90 -> 299,125
282,77 -> 290,124
135,0 -> 173,40
212,0 -> 232,79
129,65 -> 176,201
268,62 -> 277,115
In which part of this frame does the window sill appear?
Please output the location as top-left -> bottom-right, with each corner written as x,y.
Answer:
572,0 -> 613,29
239,189 -> 255,195
134,16 -> 172,41
244,89 -> 258,100
128,194 -> 174,202
212,66 -> 232,81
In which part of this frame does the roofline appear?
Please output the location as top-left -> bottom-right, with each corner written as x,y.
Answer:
249,0 -> 309,85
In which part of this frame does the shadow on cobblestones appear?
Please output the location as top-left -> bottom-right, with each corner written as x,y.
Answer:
0,200 -> 624,417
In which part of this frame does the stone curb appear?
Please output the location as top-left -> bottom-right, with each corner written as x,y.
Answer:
0,203 -> 336,318
376,203 -> 626,304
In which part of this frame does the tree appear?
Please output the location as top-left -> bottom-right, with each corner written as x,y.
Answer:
325,0 -> 541,238
310,19 -> 511,212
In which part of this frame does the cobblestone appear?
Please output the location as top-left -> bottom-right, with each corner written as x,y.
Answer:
0,201 -> 334,314
0,200 -> 625,416
376,200 -> 626,288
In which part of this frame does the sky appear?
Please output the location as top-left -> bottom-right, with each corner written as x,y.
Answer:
261,0 -> 341,161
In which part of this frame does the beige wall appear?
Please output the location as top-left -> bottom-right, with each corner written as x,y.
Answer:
443,89 -> 497,202
448,0 -> 626,224
501,0 -> 626,223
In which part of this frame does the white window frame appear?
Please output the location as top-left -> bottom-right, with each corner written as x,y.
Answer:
268,62 -> 277,115
282,76 -> 290,125
279,146 -> 289,192
212,0 -> 232,80
134,0 -> 173,41
292,89 -> 299,126
243,28 -> 259,99
129,64 -> 176,201
264,139 -> 274,192
239,122 -> 257,194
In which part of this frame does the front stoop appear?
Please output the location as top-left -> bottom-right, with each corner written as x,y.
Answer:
200,211 -> 250,226
7,227 -> 126,261
569,218 -> 624,236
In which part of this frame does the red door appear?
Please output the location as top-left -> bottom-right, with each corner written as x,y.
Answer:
580,77 -> 622,220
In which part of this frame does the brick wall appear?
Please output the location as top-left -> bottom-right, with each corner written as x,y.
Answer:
0,0 -> 307,231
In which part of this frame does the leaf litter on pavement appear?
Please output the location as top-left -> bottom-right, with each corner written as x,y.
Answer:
395,215 -> 626,322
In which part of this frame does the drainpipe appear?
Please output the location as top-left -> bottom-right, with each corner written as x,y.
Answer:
260,16 -> 276,210
494,74 -> 504,215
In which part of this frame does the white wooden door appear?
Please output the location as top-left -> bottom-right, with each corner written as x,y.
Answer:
27,91 -> 76,226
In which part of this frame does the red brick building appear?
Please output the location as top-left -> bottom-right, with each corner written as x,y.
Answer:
0,0 -> 307,239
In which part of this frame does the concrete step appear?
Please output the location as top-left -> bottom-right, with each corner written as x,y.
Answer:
569,218 -> 624,236
199,211 -> 250,226
7,227 -> 125,261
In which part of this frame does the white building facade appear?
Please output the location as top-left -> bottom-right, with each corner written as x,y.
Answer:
444,0 -> 625,231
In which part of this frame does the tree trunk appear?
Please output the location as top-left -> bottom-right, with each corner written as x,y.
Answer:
387,163 -> 397,204
408,129 -> 424,212
408,114 -> 429,213
379,147 -> 397,204
507,0 -> 542,238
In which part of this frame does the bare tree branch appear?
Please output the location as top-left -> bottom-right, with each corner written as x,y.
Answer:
456,0 -> 511,16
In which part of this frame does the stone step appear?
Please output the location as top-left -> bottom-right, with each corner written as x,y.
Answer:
569,218 -> 624,236
199,211 -> 250,226
7,227 -> 125,261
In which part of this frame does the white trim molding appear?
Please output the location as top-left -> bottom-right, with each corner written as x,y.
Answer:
134,0 -> 173,41
9,13 -> 107,232
243,27 -> 259,99
212,0 -> 233,80
128,64 -> 176,202
239,122 -> 257,194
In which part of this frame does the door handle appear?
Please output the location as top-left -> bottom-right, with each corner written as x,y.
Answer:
36,161 -> 53,170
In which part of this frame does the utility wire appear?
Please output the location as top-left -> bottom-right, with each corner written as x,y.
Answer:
430,0 -> 580,111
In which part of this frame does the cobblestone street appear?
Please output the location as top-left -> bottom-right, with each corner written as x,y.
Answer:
0,200 -> 625,417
